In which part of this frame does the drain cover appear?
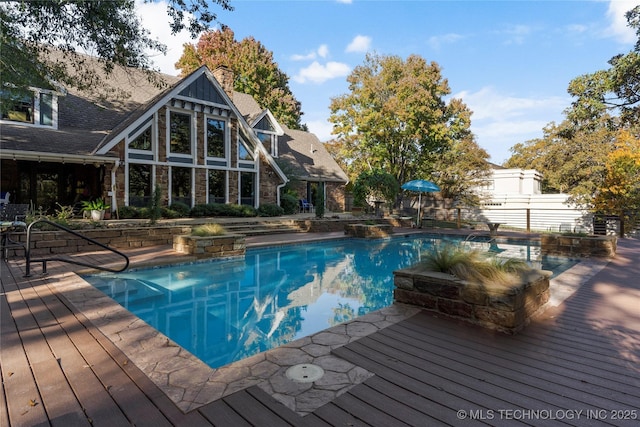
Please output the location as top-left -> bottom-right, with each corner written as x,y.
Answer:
285,363 -> 325,383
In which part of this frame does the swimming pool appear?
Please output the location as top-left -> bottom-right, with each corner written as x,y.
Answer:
84,234 -> 576,369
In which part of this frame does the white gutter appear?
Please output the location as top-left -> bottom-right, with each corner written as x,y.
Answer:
0,149 -> 117,165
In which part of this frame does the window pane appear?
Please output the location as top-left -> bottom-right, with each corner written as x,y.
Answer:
40,93 -> 53,126
130,126 -> 152,151
129,164 -> 152,207
256,132 -> 273,154
2,94 -> 33,123
238,140 -> 253,161
208,169 -> 226,204
169,112 -> 191,154
207,118 -> 225,158
240,172 -> 254,206
172,167 -> 192,206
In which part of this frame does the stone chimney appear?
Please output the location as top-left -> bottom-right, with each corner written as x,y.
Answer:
213,66 -> 234,101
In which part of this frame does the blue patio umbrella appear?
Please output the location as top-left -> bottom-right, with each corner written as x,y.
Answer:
401,180 -> 441,226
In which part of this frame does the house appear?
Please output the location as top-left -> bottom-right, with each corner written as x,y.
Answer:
0,52 -> 348,215
474,164 -> 592,233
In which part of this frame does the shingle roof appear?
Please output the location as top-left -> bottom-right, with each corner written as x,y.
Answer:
1,51 -> 178,157
276,126 -> 348,183
233,92 -> 348,183
1,52 -> 347,184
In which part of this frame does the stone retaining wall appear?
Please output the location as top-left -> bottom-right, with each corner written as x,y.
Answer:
344,224 -> 394,238
393,267 -> 551,334
541,234 -> 617,257
173,234 -> 246,259
5,217 -> 414,258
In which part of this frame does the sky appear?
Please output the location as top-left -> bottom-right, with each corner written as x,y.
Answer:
136,0 -> 637,164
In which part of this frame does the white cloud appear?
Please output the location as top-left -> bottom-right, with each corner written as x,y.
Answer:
346,35 -> 372,53
605,0 -> 636,43
136,0 -> 197,75
293,61 -> 351,84
428,33 -> 464,50
497,24 -> 533,45
454,86 -> 570,163
336,0 -> 353,4
317,44 -> 329,58
291,44 -> 330,61
306,118 -> 335,142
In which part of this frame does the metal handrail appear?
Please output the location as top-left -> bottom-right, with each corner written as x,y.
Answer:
24,218 -> 129,277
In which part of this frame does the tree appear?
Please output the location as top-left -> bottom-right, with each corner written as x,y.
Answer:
352,169 -> 399,208
175,27 -> 304,129
329,53 -> 487,205
505,117 -> 617,204
1,0 -> 232,108
593,130 -> 640,232
568,5 -> 640,125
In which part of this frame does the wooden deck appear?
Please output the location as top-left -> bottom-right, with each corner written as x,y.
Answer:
2,236 -> 640,426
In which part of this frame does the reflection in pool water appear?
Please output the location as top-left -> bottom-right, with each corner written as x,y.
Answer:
84,235 -> 575,369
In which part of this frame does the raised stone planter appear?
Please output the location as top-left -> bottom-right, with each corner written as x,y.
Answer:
541,234 -> 617,257
393,267 -> 551,334
173,233 -> 246,259
344,223 -> 394,238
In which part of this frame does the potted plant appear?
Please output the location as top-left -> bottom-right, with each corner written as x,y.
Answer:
81,199 -> 110,221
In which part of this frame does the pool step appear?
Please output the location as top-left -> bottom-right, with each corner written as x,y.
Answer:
222,221 -> 303,236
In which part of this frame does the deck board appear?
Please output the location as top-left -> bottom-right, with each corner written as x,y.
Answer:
2,234 -> 640,426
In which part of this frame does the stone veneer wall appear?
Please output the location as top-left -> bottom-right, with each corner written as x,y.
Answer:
344,224 -> 394,238
541,234 -> 617,257
7,217 -> 414,258
393,267 -> 552,334
173,234 -> 246,259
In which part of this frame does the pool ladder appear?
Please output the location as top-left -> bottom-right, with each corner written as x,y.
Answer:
23,218 -> 129,277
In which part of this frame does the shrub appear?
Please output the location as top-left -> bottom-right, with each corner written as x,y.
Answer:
280,193 -> 298,215
258,203 -> 284,217
189,203 -> 257,218
168,202 -> 190,217
191,223 -> 227,236
420,244 -> 530,285
117,206 -> 140,219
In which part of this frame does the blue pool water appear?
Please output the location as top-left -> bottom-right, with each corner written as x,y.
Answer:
84,235 -> 577,369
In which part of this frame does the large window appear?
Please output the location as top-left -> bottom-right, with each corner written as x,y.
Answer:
171,167 -> 192,206
240,172 -> 255,207
169,111 -> 191,154
129,164 -> 152,207
130,126 -> 152,151
206,118 -> 225,158
208,169 -> 226,204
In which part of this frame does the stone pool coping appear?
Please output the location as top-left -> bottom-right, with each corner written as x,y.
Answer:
54,228 -> 610,416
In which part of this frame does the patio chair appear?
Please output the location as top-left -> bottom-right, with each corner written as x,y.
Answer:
0,203 -> 28,258
301,198 -> 314,213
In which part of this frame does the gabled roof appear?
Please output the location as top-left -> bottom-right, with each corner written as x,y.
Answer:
1,52 -> 347,185
1,51 -> 179,159
233,92 -> 347,184
276,126 -> 348,183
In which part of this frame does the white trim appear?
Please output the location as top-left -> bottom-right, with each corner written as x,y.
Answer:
165,108 -> 195,164
203,115 -> 229,163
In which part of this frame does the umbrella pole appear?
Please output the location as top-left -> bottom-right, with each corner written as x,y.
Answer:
417,193 -> 422,227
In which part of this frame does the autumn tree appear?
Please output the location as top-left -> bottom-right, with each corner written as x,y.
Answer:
0,0 -> 232,108
593,130 -> 640,232
175,27 -> 303,129
329,53 -> 489,205
505,117 -> 617,202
